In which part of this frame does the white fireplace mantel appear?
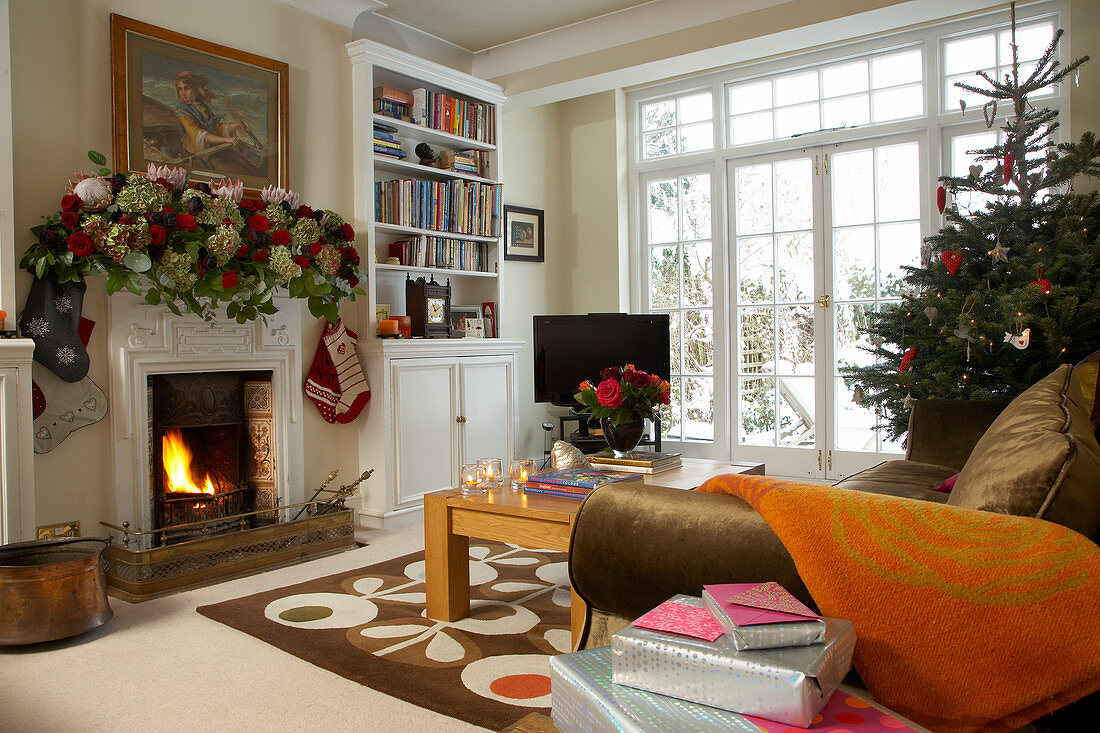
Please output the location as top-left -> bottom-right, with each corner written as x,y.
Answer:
0,338 -> 35,543
106,293 -> 304,541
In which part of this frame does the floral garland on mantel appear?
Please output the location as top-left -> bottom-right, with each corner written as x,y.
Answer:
19,151 -> 364,323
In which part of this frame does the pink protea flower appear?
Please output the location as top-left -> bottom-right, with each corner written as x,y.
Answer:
65,171 -> 95,195
260,185 -> 300,209
211,178 -> 244,203
146,163 -> 187,190
72,176 -> 112,209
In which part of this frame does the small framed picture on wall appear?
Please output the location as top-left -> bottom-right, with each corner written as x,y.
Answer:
503,205 -> 544,262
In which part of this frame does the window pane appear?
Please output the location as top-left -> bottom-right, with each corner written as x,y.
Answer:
682,376 -> 714,441
944,35 -> 996,74
681,174 -> 711,240
643,129 -> 676,158
776,103 -> 820,137
878,222 -> 921,297
683,309 -> 714,374
774,159 -> 813,232
822,96 -> 869,128
831,150 -> 875,226
834,226 -> 876,300
669,314 -> 682,375
731,112 -> 773,145
834,303 -> 876,369
871,49 -> 922,88
682,242 -> 712,307
835,378 -> 877,450
872,85 -> 923,121
662,376 -> 682,439
777,305 -> 814,375
946,72 -> 993,111
738,236 -> 774,304
775,71 -> 819,106
875,143 -> 920,222
740,377 -> 775,445
1000,23 -> 1053,64
822,61 -> 868,97
739,307 -> 774,372
649,245 -> 679,308
642,99 -> 675,130
778,377 -> 815,446
776,232 -> 814,303
730,80 -> 772,114
647,180 -> 678,242
679,92 -> 713,123
680,122 -> 713,152
735,165 -> 773,235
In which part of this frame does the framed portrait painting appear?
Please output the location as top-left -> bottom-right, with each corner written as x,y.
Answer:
110,14 -> 289,193
503,205 -> 544,262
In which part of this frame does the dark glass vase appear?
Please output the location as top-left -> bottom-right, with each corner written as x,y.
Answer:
600,417 -> 645,457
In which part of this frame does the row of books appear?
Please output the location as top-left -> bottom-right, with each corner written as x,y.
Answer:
376,85 -> 495,144
374,86 -> 413,122
375,178 -> 502,238
521,468 -> 634,499
374,123 -> 406,160
387,237 -> 490,272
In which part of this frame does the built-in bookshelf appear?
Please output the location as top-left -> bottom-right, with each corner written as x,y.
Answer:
347,40 -> 506,341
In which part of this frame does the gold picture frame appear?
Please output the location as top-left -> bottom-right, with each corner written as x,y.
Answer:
110,14 -> 289,194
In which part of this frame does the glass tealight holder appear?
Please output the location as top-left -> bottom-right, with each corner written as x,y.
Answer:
477,457 -> 504,488
510,459 -> 536,490
459,463 -> 487,495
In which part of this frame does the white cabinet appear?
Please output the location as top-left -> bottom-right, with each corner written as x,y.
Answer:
356,339 -> 522,530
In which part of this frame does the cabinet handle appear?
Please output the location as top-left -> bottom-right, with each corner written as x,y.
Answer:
456,416 -> 467,423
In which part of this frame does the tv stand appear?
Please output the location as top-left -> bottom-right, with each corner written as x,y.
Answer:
556,410 -> 662,455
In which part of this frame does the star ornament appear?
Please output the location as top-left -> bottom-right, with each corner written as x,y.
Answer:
989,242 -> 1010,262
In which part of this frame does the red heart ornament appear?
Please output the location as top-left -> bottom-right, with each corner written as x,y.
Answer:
1003,152 -> 1015,184
941,251 -> 963,275
1031,278 -> 1051,293
900,347 -> 917,372
937,185 -> 947,214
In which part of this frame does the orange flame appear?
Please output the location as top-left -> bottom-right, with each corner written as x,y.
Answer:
162,428 -> 216,495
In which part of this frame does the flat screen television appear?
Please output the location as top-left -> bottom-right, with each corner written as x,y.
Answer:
533,313 -> 671,406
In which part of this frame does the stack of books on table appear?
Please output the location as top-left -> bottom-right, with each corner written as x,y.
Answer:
522,468 -> 634,499
373,122 -> 406,160
588,449 -> 682,474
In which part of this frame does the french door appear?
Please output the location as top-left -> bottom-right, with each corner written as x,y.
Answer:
728,133 -> 925,479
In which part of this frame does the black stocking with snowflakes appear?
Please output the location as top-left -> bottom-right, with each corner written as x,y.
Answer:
18,277 -> 89,382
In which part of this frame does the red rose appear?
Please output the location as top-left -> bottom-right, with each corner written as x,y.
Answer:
293,255 -> 310,269
599,366 -> 622,381
222,271 -> 238,288
242,199 -> 263,211
176,213 -> 197,231
348,275 -> 360,288
61,194 -> 81,212
67,231 -> 93,257
162,204 -> 174,213
596,379 -> 623,409
148,225 -> 167,246
622,369 -> 636,384
272,228 -> 291,246
60,211 -> 80,230
341,222 -> 355,241
630,370 -> 650,386
658,391 -> 671,405
309,241 -> 323,256
236,244 -> 250,257
295,205 -> 314,219
248,214 -> 270,232
341,246 -> 360,264
252,248 -> 270,262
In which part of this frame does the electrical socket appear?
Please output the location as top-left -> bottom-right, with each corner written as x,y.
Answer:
36,521 -> 80,539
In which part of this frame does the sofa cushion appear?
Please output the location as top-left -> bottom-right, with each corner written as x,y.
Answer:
1072,350 -> 1100,433
949,364 -> 1100,540
833,460 -> 953,502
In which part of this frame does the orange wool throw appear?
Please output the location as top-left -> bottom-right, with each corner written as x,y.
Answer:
697,474 -> 1100,733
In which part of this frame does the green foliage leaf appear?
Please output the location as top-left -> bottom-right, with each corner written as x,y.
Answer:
145,289 -> 162,306
123,251 -> 152,273
87,150 -> 107,166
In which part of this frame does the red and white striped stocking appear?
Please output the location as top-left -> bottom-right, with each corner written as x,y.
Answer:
304,318 -> 370,424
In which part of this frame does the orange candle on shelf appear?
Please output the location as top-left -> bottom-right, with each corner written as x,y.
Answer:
395,315 -> 412,339
379,319 -> 399,335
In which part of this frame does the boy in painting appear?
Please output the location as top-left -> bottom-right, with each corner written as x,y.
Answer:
173,70 -> 263,176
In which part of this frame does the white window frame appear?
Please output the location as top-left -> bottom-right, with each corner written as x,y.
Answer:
628,0 -> 1068,466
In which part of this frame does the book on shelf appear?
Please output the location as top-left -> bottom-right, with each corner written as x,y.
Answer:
588,450 -> 682,468
374,85 -> 414,105
374,121 -> 399,134
521,484 -> 592,500
386,236 -> 489,272
586,461 -> 680,475
374,146 -> 407,159
526,468 -> 635,490
375,178 -> 502,237
373,138 -> 403,149
409,87 -> 495,144
373,98 -> 410,117
438,149 -> 492,177
374,130 -> 398,143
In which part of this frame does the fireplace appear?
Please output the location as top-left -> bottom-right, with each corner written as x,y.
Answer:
149,372 -> 275,544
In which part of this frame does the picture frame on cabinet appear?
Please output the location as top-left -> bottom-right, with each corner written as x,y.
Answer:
503,205 -> 544,262
110,14 -> 289,194
480,301 -> 497,338
450,305 -> 481,338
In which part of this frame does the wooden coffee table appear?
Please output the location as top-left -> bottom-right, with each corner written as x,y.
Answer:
424,459 -> 764,649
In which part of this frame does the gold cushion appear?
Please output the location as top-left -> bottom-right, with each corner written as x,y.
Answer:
1072,350 -> 1100,433
949,364 -> 1100,540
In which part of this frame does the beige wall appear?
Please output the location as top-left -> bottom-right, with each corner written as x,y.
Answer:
1070,0 -> 1100,191
8,0 -> 357,535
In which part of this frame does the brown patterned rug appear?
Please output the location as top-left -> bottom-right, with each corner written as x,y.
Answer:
197,542 -> 570,731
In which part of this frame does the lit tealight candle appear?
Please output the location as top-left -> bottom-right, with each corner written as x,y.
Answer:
379,319 -> 399,336
510,459 -> 536,490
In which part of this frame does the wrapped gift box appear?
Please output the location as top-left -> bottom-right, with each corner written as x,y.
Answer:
702,584 -> 826,650
611,595 -> 855,727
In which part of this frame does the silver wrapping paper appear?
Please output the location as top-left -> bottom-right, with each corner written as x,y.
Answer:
612,595 -> 855,727
702,588 -> 826,650
551,646 -> 763,733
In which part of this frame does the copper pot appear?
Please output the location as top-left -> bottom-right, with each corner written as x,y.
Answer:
0,536 -> 113,645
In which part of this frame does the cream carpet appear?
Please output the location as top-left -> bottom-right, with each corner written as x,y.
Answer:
0,522 -> 486,732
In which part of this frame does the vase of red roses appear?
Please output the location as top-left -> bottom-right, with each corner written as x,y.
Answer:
575,364 -> 672,456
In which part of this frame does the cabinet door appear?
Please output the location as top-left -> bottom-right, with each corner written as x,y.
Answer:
391,358 -> 459,506
458,356 -> 514,466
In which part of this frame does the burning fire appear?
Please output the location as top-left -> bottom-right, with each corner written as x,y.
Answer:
162,428 -> 217,495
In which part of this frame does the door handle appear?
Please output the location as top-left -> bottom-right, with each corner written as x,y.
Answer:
456,416 -> 467,423
816,295 -> 830,308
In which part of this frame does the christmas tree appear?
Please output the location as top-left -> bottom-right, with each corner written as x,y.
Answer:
845,5 -> 1100,440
